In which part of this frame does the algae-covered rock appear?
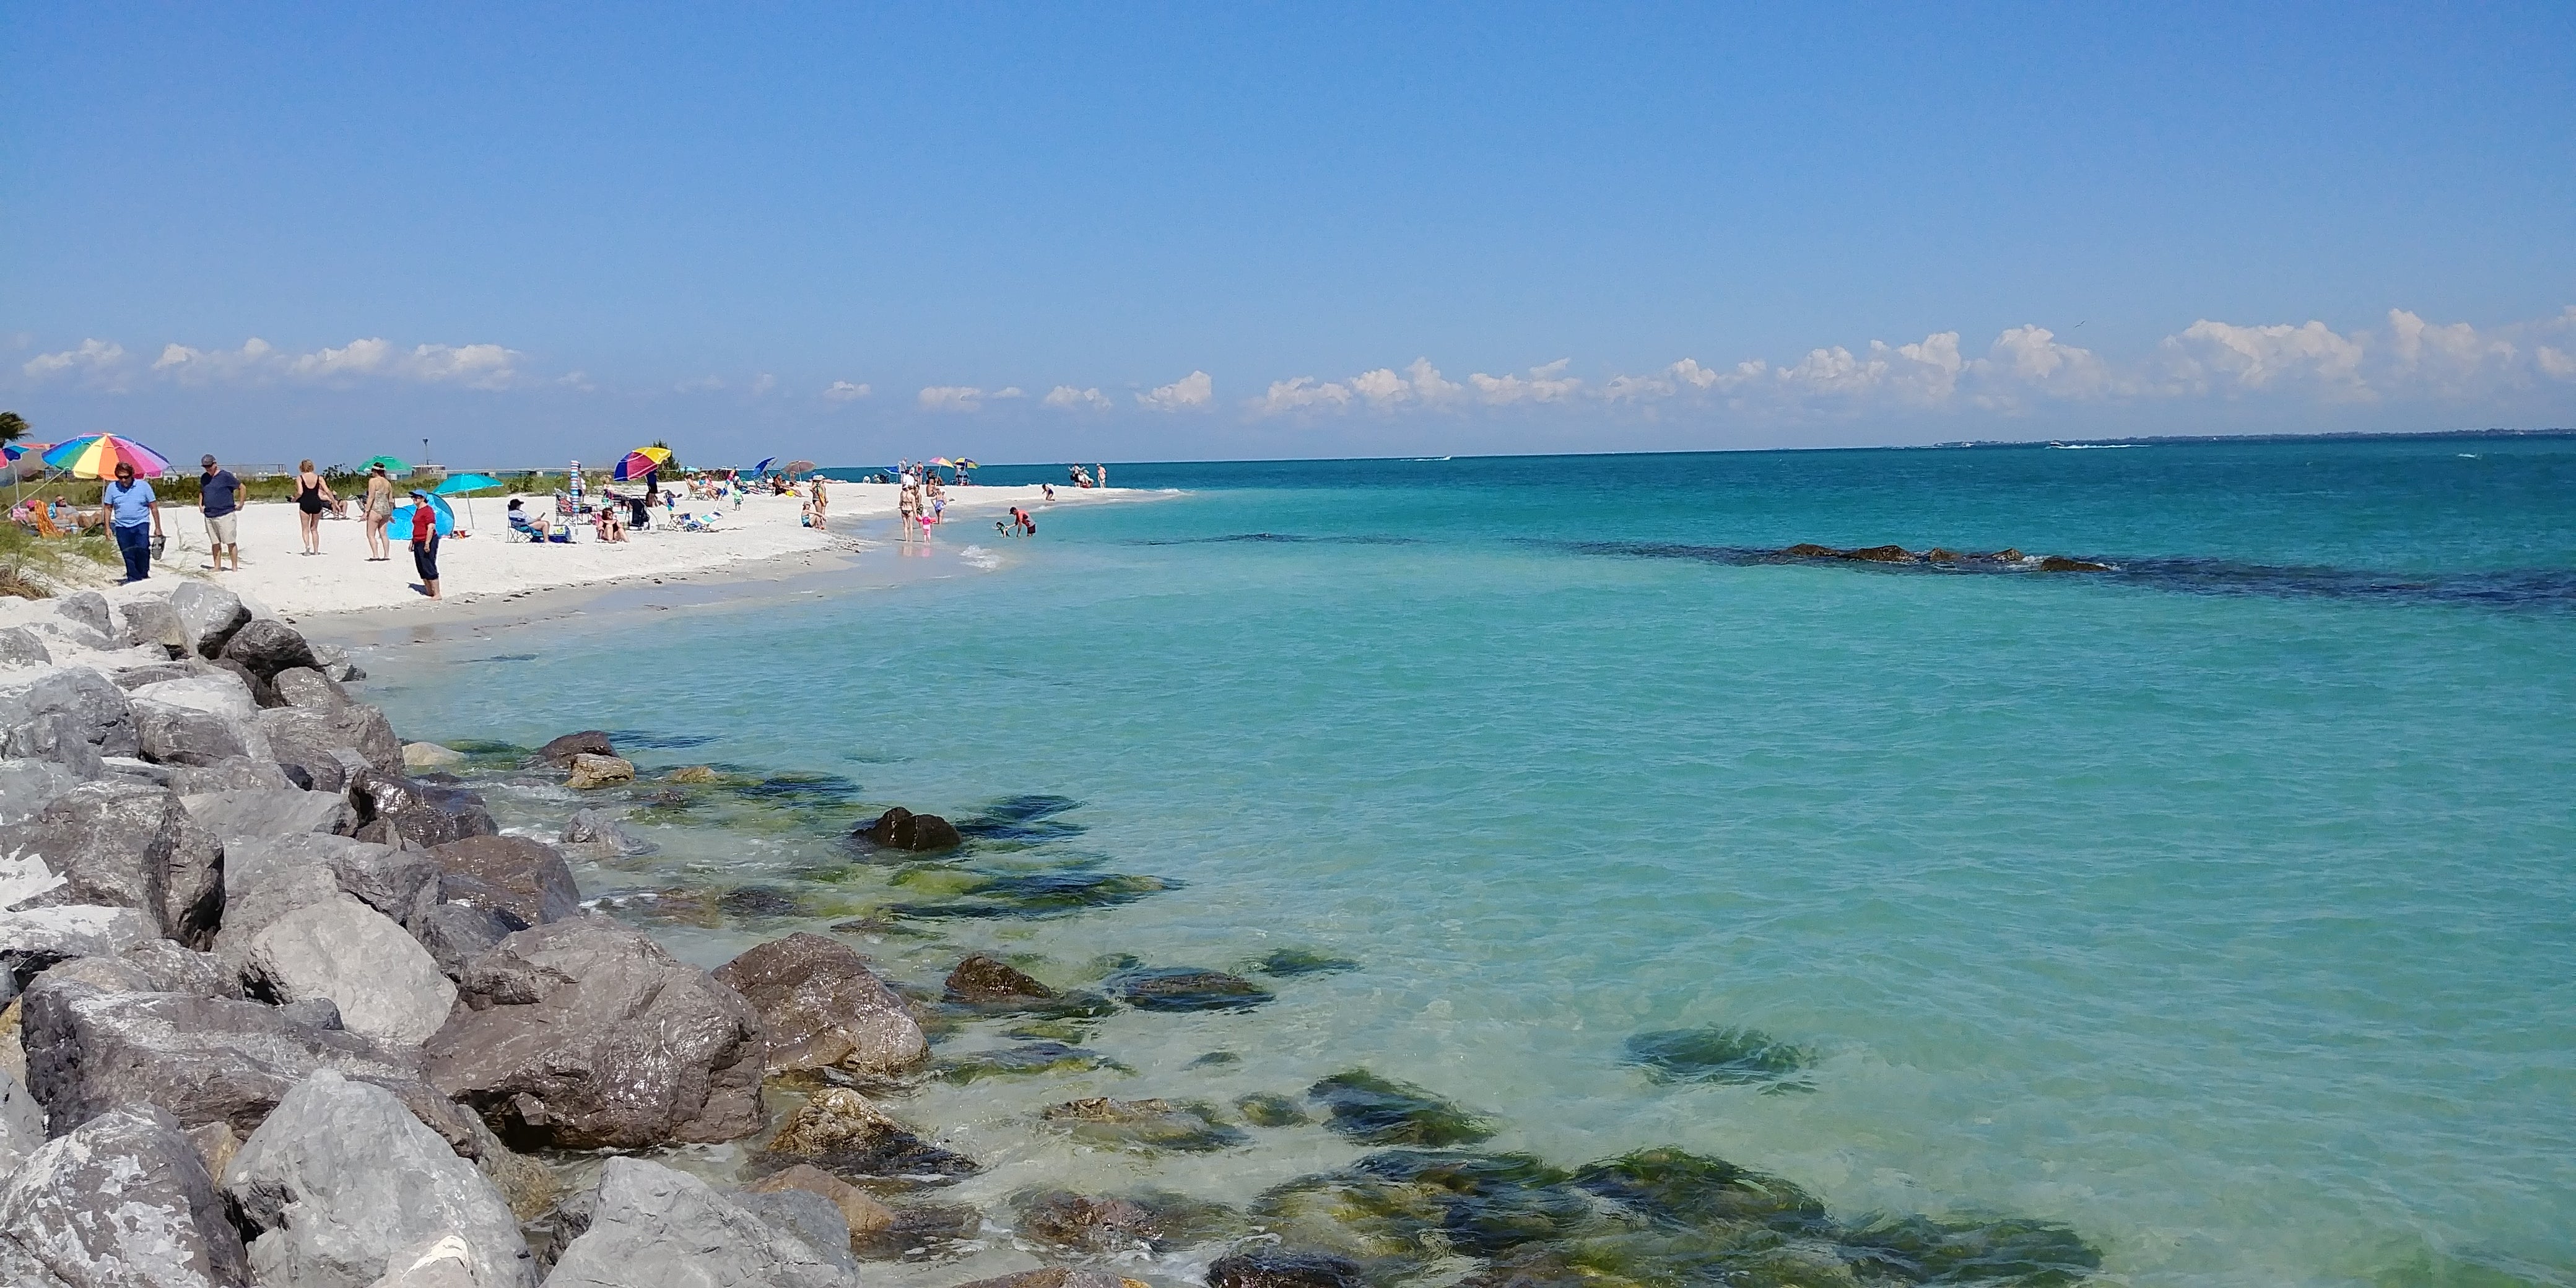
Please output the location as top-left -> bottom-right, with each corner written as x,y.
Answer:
1622,1025 -> 1816,1090
1040,1096 -> 1248,1153
1014,1188 -> 1242,1253
1235,1091 -> 1312,1127
1571,1147 -> 1829,1235
1111,966 -> 1274,1012
1307,1069 -> 1494,1146
1251,947 -> 1360,978
752,1087 -> 978,1186
1835,1213 -> 2101,1286
935,1041 -> 1130,1084
944,953 -> 1053,1004
889,870 -> 1176,920
1208,1247 -> 1369,1288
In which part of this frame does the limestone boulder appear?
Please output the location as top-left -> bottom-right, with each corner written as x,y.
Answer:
0,1102 -> 251,1288
48,593 -> 113,641
744,1164 -> 895,1239
348,768 -> 495,848
559,807 -> 654,858
0,907 -> 157,1000
402,742 -> 466,770
264,707 -> 404,788
423,835 -> 578,929
223,1069 -> 536,1288
166,756 -> 294,793
0,628 -> 50,669
564,754 -> 634,790
713,933 -> 928,1076
412,903 -> 515,980
130,671 -> 258,721
752,1086 -> 978,1185
0,781 -> 224,947
246,895 -> 458,1048
218,618 -> 322,681
172,581 -> 253,658
116,596 -> 185,653
272,666 -> 350,710
133,695 -> 268,767
544,1157 -> 856,1288
0,1066 -> 43,1178
0,759 -> 82,827
0,668 -> 139,765
425,915 -> 765,1149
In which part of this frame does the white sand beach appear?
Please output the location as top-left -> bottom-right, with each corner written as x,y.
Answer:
136,482 -> 1113,617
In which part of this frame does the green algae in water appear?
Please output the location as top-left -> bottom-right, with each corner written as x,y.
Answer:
887,870 -> 1178,920
1308,1069 -> 1495,1147
1624,1025 -> 1817,1092
935,1041 -> 1132,1083
1002,1017 -> 1099,1043
1112,965 -> 1276,1012
1039,1097 -> 1251,1153
1252,947 -> 1362,977
1235,1091 -> 1312,1127
1837,1213 -> 2102,1286
1572,1147 -> 1829,1236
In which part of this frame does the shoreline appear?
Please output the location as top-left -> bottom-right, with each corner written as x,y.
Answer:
132,482 -> 1154,623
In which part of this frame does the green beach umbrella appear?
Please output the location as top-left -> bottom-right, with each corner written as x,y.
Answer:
360,455 -> 410,475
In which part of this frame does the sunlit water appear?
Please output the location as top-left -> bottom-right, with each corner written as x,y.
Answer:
357,437 -> 2576,1288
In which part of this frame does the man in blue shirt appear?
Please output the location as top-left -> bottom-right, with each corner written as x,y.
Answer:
198,453 -> 242,570
102,461 -> 163,583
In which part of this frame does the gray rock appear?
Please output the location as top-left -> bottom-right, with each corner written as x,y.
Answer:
215,833 -> 421,978
424,915 -> 765,1149
277,997 -> 344,1029
713,933 -> 928,1077
0,1102 -> 251,1287
0,629 -> 50,669
559,808 -> 655,858
423,835 -> 578,928
0,759 -> 81,825
18,977 -> 481,1149
108,660 -> 203,690
97,755 -> 173,787
130,672 -> 258,721
0,668 -> 140,762
735,1187 -> 858,1273
116,597 -> 185,652
401,742 -> 465,771
220,619 -> 321,681
246,895 -> 458,1048
362,1236 -> 490,1288
0,781 -> 224,947
118,938 -> 237,997
171,581 -> 253,659
413,903 -> 514,980
261,705 -> 403,786
50,593 -> 113,642
224,1069 -> 536,1288
542,1158 -> 855,1288
532,731 -> 613,768
165,756 -> 293,793
181,786 -> 355,843
134,696 -> 267,767
273,666 -> 349,710
348,769 -> 494,848
213,658 -> 282,709
0,907 -> 157,999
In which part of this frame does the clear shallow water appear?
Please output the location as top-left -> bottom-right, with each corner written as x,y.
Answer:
367,437 -> 2576,1288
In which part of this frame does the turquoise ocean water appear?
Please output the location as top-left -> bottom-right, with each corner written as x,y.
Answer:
365,436 -> 2575,1287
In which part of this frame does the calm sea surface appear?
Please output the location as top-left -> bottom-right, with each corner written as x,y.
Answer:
366,437 -> 2576,1288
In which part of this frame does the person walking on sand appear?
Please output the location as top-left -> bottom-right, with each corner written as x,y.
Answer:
103,460 -> 165,584
362,462 -> 395,560
810,474 -> 828,530
896,482 -> 918,540
197,454 -> 242,571
293,459 -> 334,555
407,489 -> 442,599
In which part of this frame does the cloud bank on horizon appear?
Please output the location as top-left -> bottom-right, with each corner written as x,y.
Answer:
18,307 -> 2574,438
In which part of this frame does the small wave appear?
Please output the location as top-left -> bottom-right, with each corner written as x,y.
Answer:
1129,533 -> 1422,547
956,544 -> 1002,570
2047,443 -> 2141,450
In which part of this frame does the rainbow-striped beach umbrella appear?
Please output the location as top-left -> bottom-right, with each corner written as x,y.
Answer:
612,445 -> 672,482
43,434 -> 172,479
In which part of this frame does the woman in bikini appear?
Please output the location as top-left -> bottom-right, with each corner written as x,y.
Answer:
294,459 -> 335,555
362,463 -> 395,560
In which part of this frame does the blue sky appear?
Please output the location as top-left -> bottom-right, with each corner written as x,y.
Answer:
6,2 -> 2573,467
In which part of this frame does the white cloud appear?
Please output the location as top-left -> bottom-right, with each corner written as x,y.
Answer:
992,386 -> 1026,401
672,375 -> 726,393
1044,385 -> 1112,411
2154,318 -> 2370,399
823,380 -> 872,401
1469,358 -> 1583,405
751,373 -> 778,397
1254,376 -> 1354,416
557,370 -> 597,393
1137,370 -> 1213,412
920,385 -> 987,412
1248,358 -> 1477,417
146,336 -> 521,389
22,339 -> 129,387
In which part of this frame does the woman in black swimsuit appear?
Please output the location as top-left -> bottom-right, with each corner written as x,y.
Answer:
294,459 -> 335,555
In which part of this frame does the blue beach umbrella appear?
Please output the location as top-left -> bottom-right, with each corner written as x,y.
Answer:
390,492 -> 455,537
432,473 -> 502,529
753,456 -> 776,474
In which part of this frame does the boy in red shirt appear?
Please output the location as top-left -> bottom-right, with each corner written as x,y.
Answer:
408,490 -> 442,599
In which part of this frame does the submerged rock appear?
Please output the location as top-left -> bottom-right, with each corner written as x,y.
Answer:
534,729 -> 614,768
1307,1070 -> 1494,1146
1251,947 -> 1361,977
565,753 -> 635,790
1621,1025 -> 1816,1090
1208,1248 -> 1370,1288
1234,1092 -> 1312,1128
1110,966 -> 1274,1012
753,1087 -> 978,1186
1837,1213 -> 2103,1285
1015,1188 -> 1242,1254
944,953 -> 1054,1004
1570,1147 -> 1829,1235
858,806 -> 962,853
1040,1096 -> 1249,1152
889,870 -> 1177,920
848,1201 -> 983,1258
935,1042 -> 1129,1084
2037,555 -> 2111,572
747,1163 -> 897,1239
